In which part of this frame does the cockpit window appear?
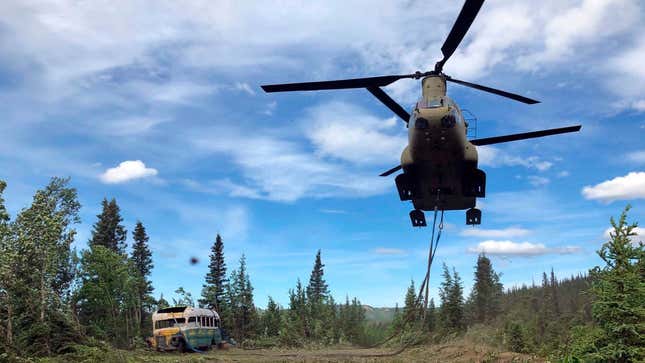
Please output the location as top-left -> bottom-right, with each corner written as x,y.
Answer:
417,97 -> 444,109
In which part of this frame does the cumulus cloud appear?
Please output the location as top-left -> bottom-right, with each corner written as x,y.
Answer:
460,227 -> 530,239
468,240 -> 581,256
100,160 -> 158,184
582,172 -> 645,202
305,102 -> 406,165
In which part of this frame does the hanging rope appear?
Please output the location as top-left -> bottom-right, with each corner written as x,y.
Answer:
360,199 -> 445,354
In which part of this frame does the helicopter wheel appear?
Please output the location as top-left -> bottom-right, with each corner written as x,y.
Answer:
466,208 -> 481,225
410,209 -> 427,227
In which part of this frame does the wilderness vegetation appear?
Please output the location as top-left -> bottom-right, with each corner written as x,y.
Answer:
0,177 -> 643,362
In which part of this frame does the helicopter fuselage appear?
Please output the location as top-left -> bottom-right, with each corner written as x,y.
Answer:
396,75 -> 483,212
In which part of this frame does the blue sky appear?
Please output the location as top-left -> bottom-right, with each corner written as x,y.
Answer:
0,0 -> 644,308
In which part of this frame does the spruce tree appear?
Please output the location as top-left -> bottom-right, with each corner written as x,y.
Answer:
199,234 -> 227,311
470,254 -> 502,323
88,198 -> 127,254
306,250 -> 329,305
230,255 -> 257,340
549,268 -> 560,316
130,221 -> 154,336
403,279 -> 418,323
263,296 -> 282,337
573,206 -> 644,361
439,263 -> 465,332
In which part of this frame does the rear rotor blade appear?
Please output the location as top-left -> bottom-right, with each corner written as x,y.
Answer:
435,0 -> 485,72
446,76 -> 540,104
379,165 -> 402,177
470,125 -> 581,146
261,74 -> 416,93
367,87 -> 411,123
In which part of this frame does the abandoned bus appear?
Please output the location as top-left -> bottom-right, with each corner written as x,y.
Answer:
151,306 -> 222,352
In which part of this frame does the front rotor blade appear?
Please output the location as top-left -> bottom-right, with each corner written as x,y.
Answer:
261,74 -> 415,93
446,76 -> 540,104
366,87 -> 411,123
436,0 -> 485,72
379,165 -> 402,177
470,125 -> 581,146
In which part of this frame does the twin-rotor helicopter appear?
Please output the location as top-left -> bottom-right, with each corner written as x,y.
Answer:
261,0 -> 581,227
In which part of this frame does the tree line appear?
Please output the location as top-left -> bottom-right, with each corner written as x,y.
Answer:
0,177 -> 642,362
386,206 -> 643,362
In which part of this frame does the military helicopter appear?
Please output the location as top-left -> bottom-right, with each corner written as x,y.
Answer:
261,0 -> 581,227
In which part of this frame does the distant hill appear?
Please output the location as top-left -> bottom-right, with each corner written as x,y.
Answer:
362,305 -> 396,323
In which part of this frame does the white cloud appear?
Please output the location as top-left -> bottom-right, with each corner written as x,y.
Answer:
192,126 -> 391,202
233,82 -> 256,96
603,226 -> 644,246
305,102 -> 407,165
517,0 -> 639,69
626,150 -> 645,164
468,240 -> 581,256
478,146 -> 553,171
528,175 -> 550,187
96,116 -> 168,135
100,160 -> 158,184
460,227 -> 530,239
373,248 -> 406,255
557,170 -> 570,178
582,172 -> 645,202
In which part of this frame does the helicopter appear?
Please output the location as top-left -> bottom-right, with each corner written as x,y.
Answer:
261,0 -> 581,227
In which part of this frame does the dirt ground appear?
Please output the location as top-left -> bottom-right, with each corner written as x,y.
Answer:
122,343 -> 546,363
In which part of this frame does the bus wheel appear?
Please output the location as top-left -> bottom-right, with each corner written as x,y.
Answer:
177,340 -> 185,353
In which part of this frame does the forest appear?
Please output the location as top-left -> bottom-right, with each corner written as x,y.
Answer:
0,177 -> 643,362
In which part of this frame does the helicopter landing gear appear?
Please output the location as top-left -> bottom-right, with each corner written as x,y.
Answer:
396,173 -> 420,201
466,208 -> 481,225
410,209 -> 427,227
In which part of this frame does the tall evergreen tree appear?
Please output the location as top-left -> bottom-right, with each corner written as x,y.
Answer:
199,234 -> 227,311
230,255 -> 257,340
130,221 -> 154,336
306,250 -> 329,305
572,206 -> 644,362
439,263 -> 465,332
470,254 -> 503,323
549,268 -> 560,316
403,279 -> 419,323
88,198 -> 127,254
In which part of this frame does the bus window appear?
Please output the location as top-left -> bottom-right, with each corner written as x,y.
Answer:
155,318 -> 185,329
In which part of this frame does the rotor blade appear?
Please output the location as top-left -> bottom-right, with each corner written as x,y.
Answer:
366,87 -> 411,123
446,76 -> 540,104
261,74 -> 415,93
436,0 -> 485,72
379,165 -> 402,177
470,125 -> 581,146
